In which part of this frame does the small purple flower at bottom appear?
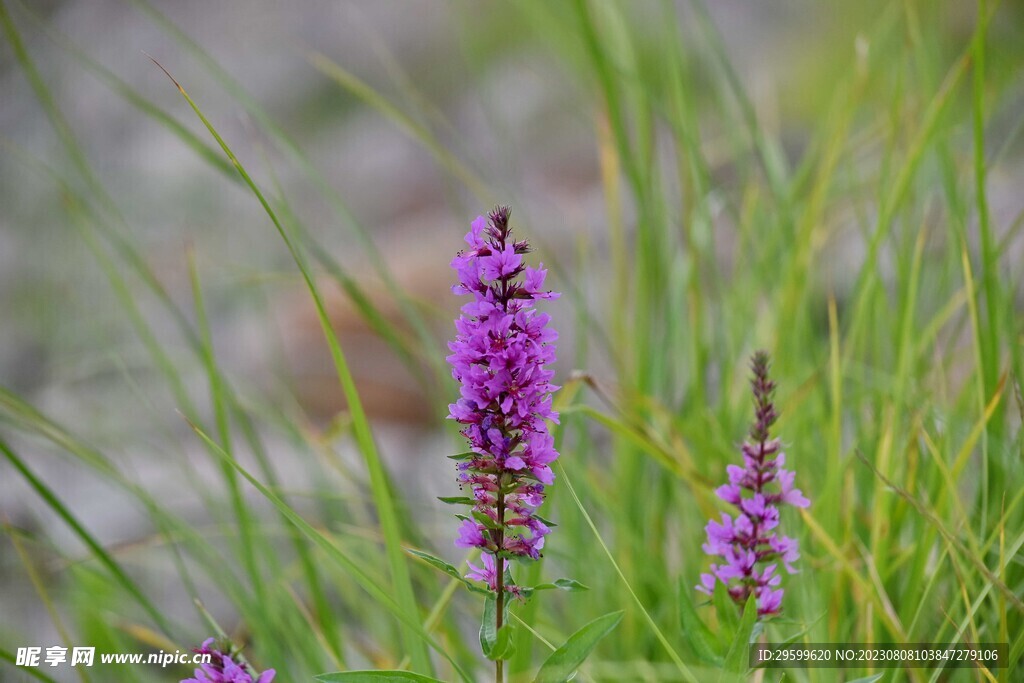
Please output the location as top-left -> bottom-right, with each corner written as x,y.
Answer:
180,638 -> 275,683
698,352 -> 810,618
466,553 -> 523,600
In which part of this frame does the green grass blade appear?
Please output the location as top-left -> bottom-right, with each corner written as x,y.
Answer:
555,460 -> 698,683
148,57 -> 435,675
186,419 -> 471,682
0,438 -> 172,635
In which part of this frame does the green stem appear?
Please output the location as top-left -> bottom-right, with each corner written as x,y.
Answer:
495,484 -> 506,683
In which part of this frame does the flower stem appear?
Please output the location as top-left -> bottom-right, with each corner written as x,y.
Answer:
495,485 -> 506,683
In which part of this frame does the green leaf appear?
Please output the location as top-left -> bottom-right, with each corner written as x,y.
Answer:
406,549 -> 462,580
531,513 -> 558,528
845,675 -> 885,683
447,452 -> 476,461
436,496 -> 476,506
472,509 -> 504,530
720,594 -> 758,680
532,578 -> 589,592
486,624 -> 516,661
479,594 -> 515,661
532,611 -> 624,683
495,549 -> 542,566
480,594 -> 499,657
315,672 -> 447,683
678,578 -> 723,665
711,580 -> 739,639
406,549 -> 488,595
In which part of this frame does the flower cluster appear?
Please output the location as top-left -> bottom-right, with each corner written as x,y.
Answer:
698,351 -> 809,617
447,206 -> 560,571
181,638 -> 275,683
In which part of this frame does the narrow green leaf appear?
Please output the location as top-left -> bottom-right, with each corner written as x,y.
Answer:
405,548 -> 486,596
532,578 -> 589,592
447,452 -> 476,461
720,594 -> 758,679
845,675 -> 885,683
711,581 -> 739,639
532,611 -> 623,683
531,514 -> 558,528
473,509 -> 504,530
436,496 -> 476,506
315,672 -> 446,683
406,549 -> 461,580
678,578 -> 723,665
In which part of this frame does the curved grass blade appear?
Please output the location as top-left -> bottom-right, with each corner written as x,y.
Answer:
148,56 -> 435,675
0,438 -> 171,636
126,0 -> 447,388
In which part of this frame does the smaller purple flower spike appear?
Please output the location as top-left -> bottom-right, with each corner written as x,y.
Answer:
698,352 -> 809,618
180,638 -> 275,683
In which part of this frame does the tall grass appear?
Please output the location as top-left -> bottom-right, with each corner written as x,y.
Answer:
1,0 -> 1022,681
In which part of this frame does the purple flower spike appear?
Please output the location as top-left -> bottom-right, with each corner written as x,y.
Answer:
180,638 -> 275,683
698,352 -> 809,618
447,206 -> 560,584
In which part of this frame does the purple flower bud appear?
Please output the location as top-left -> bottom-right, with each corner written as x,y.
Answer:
697,352 -> 809,618
447,207 -> 560,585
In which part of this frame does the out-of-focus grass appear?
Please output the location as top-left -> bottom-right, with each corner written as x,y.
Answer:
1,0 -> 1023,681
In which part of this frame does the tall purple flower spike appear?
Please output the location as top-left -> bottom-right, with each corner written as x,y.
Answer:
180,638 -> 275,683
447,206 -> 560,580
698,351 -> 810,618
